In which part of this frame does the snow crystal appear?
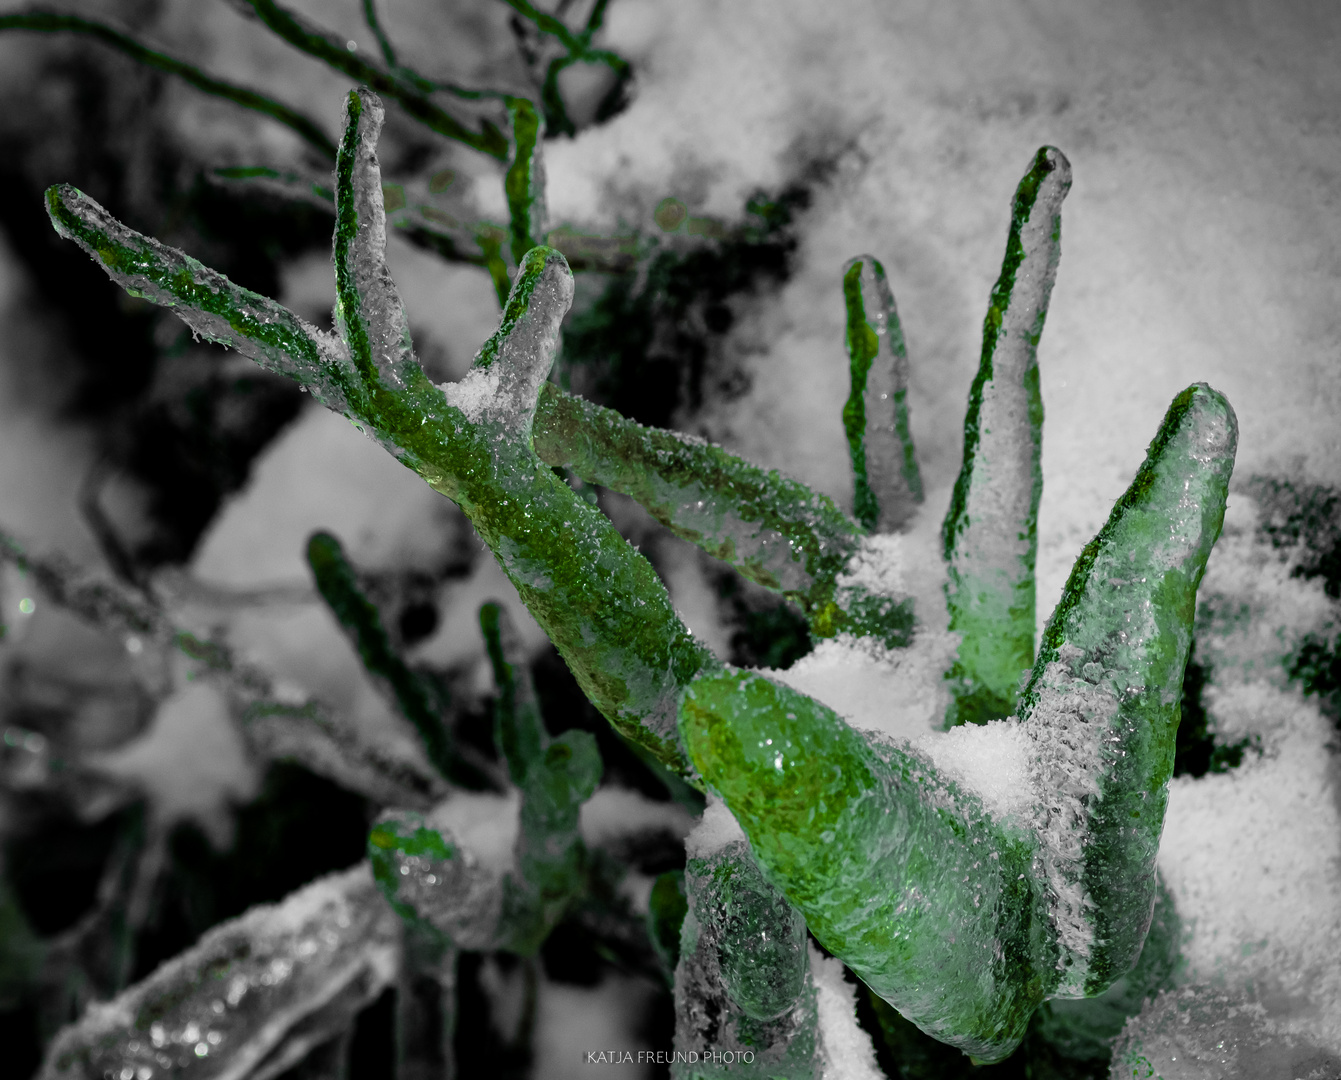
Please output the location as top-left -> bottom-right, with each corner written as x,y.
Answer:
685,791 -> 747,858
811,945 -> 884,1080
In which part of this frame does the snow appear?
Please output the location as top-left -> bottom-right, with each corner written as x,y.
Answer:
770,631 -> 957,745
811,945 -> 885,1080
92,675 -> 260,848
684,791 -> 746,858
913,719 -> 1033,824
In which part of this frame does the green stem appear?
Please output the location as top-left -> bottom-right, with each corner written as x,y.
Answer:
841,255 -> 923,533
0,10 -> 338,159
942,146 -> 1071,727
246,0 -> 509,157
306,530 -> 496,791
1019,383 -> 1236,997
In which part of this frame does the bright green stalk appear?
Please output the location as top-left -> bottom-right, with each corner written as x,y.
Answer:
680,669 -> 1048,1061
531,385 -> 914,647
0,11 -> 339,159
942,146 -> 1072,727
681,382 -> 1235,1061
842,255 -> 923,533
1018,383 -> 1235,997
47,89 -> 714,778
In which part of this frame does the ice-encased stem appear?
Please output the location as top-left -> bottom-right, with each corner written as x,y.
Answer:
942,146 -> 1071,727
38,865 -> 400,1080
505,98 -> 547,265
46,95 -> 716,780
681,383 -> 1235,1059
532,386 -> 915,646
1018,383 -> 1235,997
841,255 -> 922,533
679,670 -> 1049,1062
370,604 -> 601,955
673,841 -> 819,1079
480,601 -> 548,786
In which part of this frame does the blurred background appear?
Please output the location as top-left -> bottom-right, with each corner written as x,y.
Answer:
0,1 -> 1337,1077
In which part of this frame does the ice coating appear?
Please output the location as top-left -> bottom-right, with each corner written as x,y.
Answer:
1020,383 -> 1236,997
335,89 -> 416,390
942,147 -> 1071,728
673,839 -> 819,1078
38,865 -> 399,1080
841,255 -> 922,532
532,381 -> 868,612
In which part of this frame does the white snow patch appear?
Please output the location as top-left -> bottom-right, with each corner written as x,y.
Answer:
912,719 -> 1033,824
440,364 -> 501,424
427,789 -> 521,874
770,631 -> 957,744
811,945 -> 884,1080
579,786 -> 697,848
191,405 -> 453,587
1158,686 -> 1341,1057
92,678 -> 260,847
685,791 -> 746,858
835,533 -> 910,598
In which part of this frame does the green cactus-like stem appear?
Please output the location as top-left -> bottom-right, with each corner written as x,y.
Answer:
505,98 -> 546,264
46,90 -> 714,779
841,255 -> 923,533
682,382 -> 1235,1060
1019,383 -> 1235,997
307,530 -> 493,790
942,146 -> 1071,727
533,387 -> 863,611
532,387 -> 915,646
680,669 -> 1049,1061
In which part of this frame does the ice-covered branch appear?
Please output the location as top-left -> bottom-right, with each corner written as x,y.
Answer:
39,865 -> 401,1080
681,383 -> 1234,1060
942,147 -> 1071,727
842,255 -> 923,533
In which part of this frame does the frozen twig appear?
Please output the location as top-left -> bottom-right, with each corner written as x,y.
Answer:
841,255 -> 923,533
942,147 -> 1071,727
